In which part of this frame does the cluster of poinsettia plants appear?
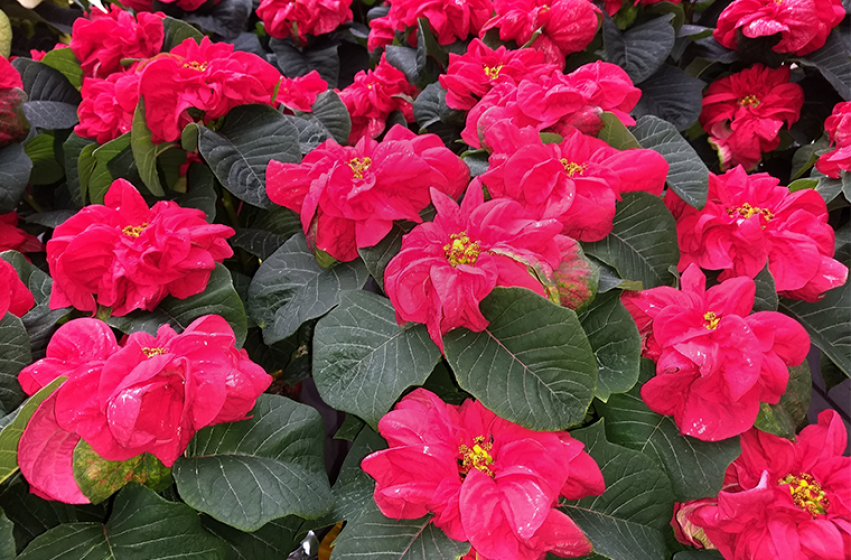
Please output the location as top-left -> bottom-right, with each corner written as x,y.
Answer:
0,0 -> 849,558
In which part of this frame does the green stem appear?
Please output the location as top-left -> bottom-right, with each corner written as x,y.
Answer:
23,194 -> 43,213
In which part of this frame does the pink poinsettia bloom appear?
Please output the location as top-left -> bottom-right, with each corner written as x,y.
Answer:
0,259 -> 34,319
277,70 -> 327,113
70,6 -> 164,79
700,64 -> 804,171
256,0 -> 353,43
621,264 -> 810,441
0,212 -> 44,254
75,70 -> 140,144
267,125 -> 468,262
17,315 -> 271,503
462,61 -> 641,149
439,41 -> 560,111
337,54 -> 418,143
481,121 -> 668,241
685,410 -> 851,559
0,55 -> 21,90
384,183 -> 572,350
47,179 -> 234,316
669,165 -> 848,302
134,37 -> 283,143
602,0 -> 683,15
815,101 -> 851,179
366,0 -> 493,51
714,0 -> 845,56
481,0 -> 602,66
362,389 -> 606,560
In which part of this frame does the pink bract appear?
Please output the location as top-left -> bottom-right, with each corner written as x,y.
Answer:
0,259 -> 34,319
75,70 -> 140,144
256,0 -> 353,43
362,389 -> 605,560
366,0 -> 492,51
816,101 -> 851,178
687,410 -> 851,559
47,179 -> 234,316
277,70 -> 328,113
266,124 -> 468,263
0,212 -> 44,254
622,264 -> 810,441
669,165 -> 848,302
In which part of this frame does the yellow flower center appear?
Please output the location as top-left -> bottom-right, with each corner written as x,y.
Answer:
779,473 -> 830,518
727,202 -> 774,222
122,223 -> 149,238
739,94 -> 760,107
703,311 -> 720,330
483,64 -> 503,80
141,347 -> 167,358
183,61 -> 208,72
560,159 -> 587,178
444,232 -> 481,266
348,157 -> 372,179
459,436 -> 494,477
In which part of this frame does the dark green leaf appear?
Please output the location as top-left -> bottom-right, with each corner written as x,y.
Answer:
673,551 -> 724,560
161,16 -> 203,51
814,175 -> 845,203
183,0 -> 251,41
358,223 -> 404,290
249,206 -> 303,237
633,115 -> 708,209
202,515 -> 305,560
89,133 -> 131,204
597,112 -> 641,150
313,291 -> 442,428
604,13 -> 676,84
461,150 -> 489,177
247,234 -> 369,345
444,287 -> 598,431
384,45 -> 419,85
752,265 -> 777,312
0,143 -> 32,213
310,90 -> 351,144
174,394 -> 334,531
334,414 -> 365,440
584,192 -> 680,289
413,82 -> 444,129
198,104 -> 300,209
24,210 -> 75,228
24,133 -> 63,185
181,122 -> 199,153
579,291 -> 641,401
0,507 -> 14,560
798,31 -> 851,100
0,314 -> 29,414
561,420 -> 673,560
820,352 -> 848,391
285,114 -> 332,155
416,18 -> 448,70
11,59 -> 80,105
72,440 -> 172,505
63,133 -> 96,207
270,39 -> 340,88
39,48 -> 83,90
176,162 -> 217,222
130,99 -> 165,197
780,280 -> 850,375
22,101 -> 79,130
633,65 -> 705,131
754,362 -> 813,439
231,228 -> 285,260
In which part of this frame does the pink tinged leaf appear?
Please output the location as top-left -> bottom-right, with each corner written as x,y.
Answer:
0,88 -> 30,146
552,236 -> 598,312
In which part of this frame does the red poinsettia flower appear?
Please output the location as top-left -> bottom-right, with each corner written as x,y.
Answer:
70,6 -> 164,79
362,389 -> 606,560
714,0 -> 845,56
669,165 -> 848,302
621,264 -> 810,441
277,70 -> 327,113
267,125 -> 468,262
815,101 -> 851,179
462,61 -> 641,149
366,0 -> 492,51
700,64 -> 804,171
384,183 -> 571,350
0,259 -> 34,319
439,40 -> 559,111
481,121 -> 668,241
256,0 -> 353,43
481,0 -> 602,66
75,70 -> 140,144
17,315 -> 271,503
0,212 -> 44,254
685,410 -> 851,559
336,54 -> 418,143
47,179 -> 234,316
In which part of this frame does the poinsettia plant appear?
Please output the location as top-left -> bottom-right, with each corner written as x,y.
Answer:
0,0 -> 849,560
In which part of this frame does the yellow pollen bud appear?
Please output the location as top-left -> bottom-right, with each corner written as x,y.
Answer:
348,157 -> 372,179
739,94 -> 760,107
444,232 -> 481,266
727,202 -> 774,222
703,311 -> 720,330
121,223 -> 149,238
560,159 -> 586,178
141,347 -> 167,358
483,64 -> 503,80
779,473 -> 830,518
183,60 -> 207,72
458,435 -> 495,477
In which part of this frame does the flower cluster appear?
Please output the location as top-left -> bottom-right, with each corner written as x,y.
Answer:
463,61 -> 641,149
278,70 -> 328,113
256,0 -> 353,43
367,0 -> 492,52
362,389 -> 605,560
673,410 -> 851,559
816,101 -> 851,179
0,259 -> 33,318
714,0 -> 845,56
266,125 -> 468,262
18,315 -> 271,503
337,55 -> 419,143
699,65 -> 804,171
669,166 -> 848,302
47,179 -> 234,316
481,0 -> 602,66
